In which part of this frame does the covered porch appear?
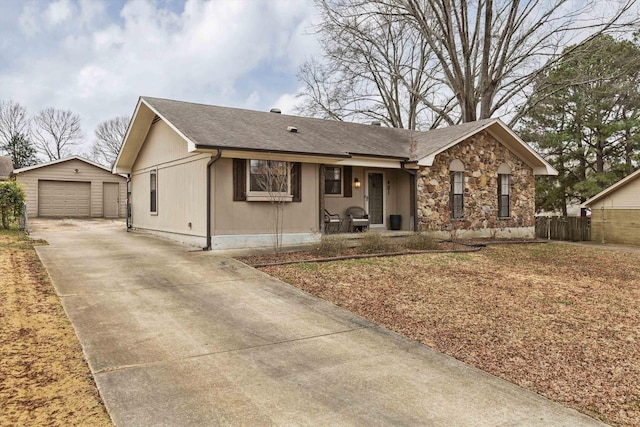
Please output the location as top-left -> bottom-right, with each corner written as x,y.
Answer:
319,164 -> 417,234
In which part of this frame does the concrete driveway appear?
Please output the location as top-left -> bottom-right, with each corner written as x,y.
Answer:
32,221 -> 604,426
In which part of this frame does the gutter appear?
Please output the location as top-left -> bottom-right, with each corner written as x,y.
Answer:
193,144 -> 351,159
204,150 -> 222,250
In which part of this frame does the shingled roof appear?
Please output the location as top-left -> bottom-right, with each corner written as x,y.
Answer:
0,156 -> 13,180
115,96 -> 556,175
142,97 -> 413,159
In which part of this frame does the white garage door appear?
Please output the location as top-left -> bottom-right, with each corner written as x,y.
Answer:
38,180 -> 91,217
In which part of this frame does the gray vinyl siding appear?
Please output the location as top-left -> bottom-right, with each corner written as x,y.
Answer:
130,120 -> 209,237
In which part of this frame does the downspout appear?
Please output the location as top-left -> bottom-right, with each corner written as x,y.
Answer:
204,150 -> 222,251
126,173 -> 132,231
401,162 -> 419,232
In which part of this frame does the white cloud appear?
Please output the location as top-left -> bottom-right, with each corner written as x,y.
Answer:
18,3 -> 41,36
272,91 -> 302,115
45,0 -> 75,26
0,0 -> 320,154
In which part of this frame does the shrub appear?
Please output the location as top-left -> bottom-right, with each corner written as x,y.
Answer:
0,181 -> 25,229
355,233 -> 399,254
312,237 -> 348,257
404,233 -> 439,250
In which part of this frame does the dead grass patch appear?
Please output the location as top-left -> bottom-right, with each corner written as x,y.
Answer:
260,243 -> 640,426
0,228 -> 111,426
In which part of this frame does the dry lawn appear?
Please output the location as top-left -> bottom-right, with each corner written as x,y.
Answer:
0,229 -> 111,426
260,243 -> 640,426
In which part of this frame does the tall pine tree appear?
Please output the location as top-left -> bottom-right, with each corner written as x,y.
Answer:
1,133 -> 38,169
521,35 -> 640,214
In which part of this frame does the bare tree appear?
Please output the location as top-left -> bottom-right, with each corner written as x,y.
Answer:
0,100 -> 30,149
32,108 -> 83,161
90,116 -> 130,167
302,0 -> 639,126
251,160 -> 293,254
0,100 -> 37,168
297,3 -> 446,129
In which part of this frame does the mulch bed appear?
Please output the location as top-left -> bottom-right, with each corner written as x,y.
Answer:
237,238 -> 545,267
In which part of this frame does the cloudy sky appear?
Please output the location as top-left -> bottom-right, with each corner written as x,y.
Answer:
0,0 -> 320,154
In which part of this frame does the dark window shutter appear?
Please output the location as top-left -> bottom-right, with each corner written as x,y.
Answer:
233,158 -> 246,201
343,166 -> 352,198
292,162 -> 302,202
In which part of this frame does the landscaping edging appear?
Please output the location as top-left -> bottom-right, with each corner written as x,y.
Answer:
250,247 -> 482,268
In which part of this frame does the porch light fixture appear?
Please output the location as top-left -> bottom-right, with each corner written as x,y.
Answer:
354,177 -> 361,188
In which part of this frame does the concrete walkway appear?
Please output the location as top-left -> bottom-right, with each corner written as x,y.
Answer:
33,224 -> 604,426
554,239 -> 640,254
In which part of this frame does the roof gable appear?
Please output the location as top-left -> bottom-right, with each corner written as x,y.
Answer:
413,119 -> 557,175
582,168 -> 640,207
13,156 -> 115,175
114,96 -> 557,176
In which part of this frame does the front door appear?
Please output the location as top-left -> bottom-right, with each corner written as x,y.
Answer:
367,172 -> 384,226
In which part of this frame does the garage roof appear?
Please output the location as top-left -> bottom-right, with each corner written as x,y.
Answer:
13,156 -> 115,174
582,168 -> 640,207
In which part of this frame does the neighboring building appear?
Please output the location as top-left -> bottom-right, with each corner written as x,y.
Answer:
13,156 -> 127,218
0,156 -> 12,181
582,169 -> 640,245
114,97 -> 557,250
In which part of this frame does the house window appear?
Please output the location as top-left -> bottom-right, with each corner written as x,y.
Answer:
451,172 -> 464,219
498,174 -> 510,218
449,159 -> 465,219
497,163 -> 511,218
150,169 -> 157,214
324,167 -> 342,195
247,159 -> 292,201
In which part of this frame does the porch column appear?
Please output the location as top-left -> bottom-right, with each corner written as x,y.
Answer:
319,164 -> 326,233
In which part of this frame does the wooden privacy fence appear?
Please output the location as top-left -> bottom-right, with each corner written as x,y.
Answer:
535,216 -> 591,241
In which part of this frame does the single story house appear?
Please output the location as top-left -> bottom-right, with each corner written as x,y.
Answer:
0,156 -> 12,181
114,97 -> 557,250
13,156 -> 127,218
582,169 -> 640,245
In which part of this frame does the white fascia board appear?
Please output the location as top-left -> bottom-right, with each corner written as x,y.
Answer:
113,99 -> 143,173
417,154 -> 437,167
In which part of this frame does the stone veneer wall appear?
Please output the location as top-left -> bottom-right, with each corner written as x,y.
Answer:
417,130 -> 535,233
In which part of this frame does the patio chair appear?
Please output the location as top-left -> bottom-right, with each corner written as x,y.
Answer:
323,209 -> 343,234
346,206 -> 369,232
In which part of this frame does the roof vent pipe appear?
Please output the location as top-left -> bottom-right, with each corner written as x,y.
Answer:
370,121 -> 381,126
270,108 -> 281,114
287,126 -> 298,133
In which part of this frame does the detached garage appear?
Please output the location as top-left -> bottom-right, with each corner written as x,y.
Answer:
582,168 -> 640,245
13,156 -> 127,218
